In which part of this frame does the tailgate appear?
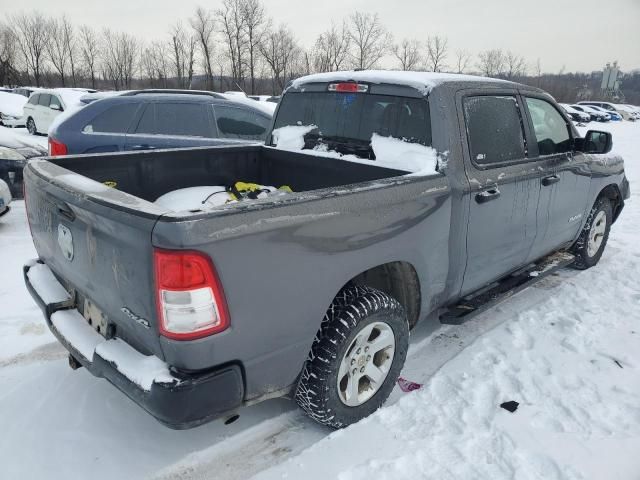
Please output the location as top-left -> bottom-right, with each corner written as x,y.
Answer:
24,159 -> 168,357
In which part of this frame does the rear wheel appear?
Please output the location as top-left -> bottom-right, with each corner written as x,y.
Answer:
570,197 -> 612,270
295,285 -> 409,428
26,117 -> 37,135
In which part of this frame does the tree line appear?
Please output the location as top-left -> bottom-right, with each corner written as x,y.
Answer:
1,3 -> 638,104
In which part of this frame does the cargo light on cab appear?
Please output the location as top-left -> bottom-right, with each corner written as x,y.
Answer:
328,82 -> 369,93
154,249 -> 230,340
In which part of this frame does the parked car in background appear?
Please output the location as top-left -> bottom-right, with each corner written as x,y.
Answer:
249,95 -> 280,103
578,101 -> 633,121
0,144 -> 47,198
559,103 -> 590,123
48,90 -> 274,156
12,87 -> 43,98
0,178 -> 11,218
0,91 -> 28,127
23,89 -> 89,135
617,105 -> 639,121
586,105 -> 622,121
571,104 -> 610,122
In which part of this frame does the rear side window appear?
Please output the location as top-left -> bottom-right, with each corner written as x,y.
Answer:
134,104 -> 155,134
463,95 -> 526,166
214,105 -> 269,140
28,94 -> 39,105
155,103 -> 211,137
83,103 -> 139,134
49,95 -> 61,108
38,94 -> 51,107
525,98 -> 571,156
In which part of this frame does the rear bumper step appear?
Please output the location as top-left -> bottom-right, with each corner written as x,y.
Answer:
23,259 -> 244,429
440,251 -> 575,325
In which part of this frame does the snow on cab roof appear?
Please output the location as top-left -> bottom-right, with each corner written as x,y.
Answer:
291,70 -> 511,95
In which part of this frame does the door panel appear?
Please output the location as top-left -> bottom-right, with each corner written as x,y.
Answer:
522,96 -> 591,261
459,92 -> 541,295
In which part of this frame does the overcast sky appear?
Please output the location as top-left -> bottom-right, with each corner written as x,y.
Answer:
3,0 -> 639,73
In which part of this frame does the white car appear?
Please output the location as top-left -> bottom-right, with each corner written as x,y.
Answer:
0,91 -> 28,127
0,178 -> 11,218
559,103 -> 590,123
578,101 -> 633,121
22,89 -> 89,135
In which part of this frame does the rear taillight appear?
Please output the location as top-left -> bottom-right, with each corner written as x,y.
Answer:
154,249 -> 229,340
48,137 -> 68,156
328,82 -> 369,93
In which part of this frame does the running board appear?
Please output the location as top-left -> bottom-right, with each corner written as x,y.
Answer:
439,251 -> 575,325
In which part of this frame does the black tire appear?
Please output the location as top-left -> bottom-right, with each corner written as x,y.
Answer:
26,117 -> 37,135
295,285 -> 409,428
570,197 -> 612,270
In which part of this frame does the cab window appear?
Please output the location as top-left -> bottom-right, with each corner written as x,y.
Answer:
525,98 -> 571,156
463,95 -> 526,166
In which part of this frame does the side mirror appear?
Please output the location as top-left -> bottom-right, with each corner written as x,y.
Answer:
50,104 -> 62,111
577,130 -> 612,154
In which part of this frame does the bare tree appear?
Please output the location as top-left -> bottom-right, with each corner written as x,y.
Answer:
11,12 -> 51,87
454,49 -> 472,74
216,0 -> 248,90
312,22 -> 350,73
259,25 -> 300,93
347,12 -> 391,70
504,51 -> 526,79
240,0 -> 268,94
190,7 -> 216,91
0,22 -> 19,85
426,35 -> 448,72
169,21 -> 196,89
47,17 -> 78,87
477,49 -> 505,77
393,39 -> 421,71
79,26 -> 100,89
102,29 -> 139,90
141,41 -> 170,88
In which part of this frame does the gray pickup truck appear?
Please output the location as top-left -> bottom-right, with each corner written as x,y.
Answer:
23,71 -> 629,429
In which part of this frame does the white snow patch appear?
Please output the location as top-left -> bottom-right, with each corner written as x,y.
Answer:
155,186 -> 232,211
220,93 -> 277,116
271,125 -> 317,150
26,262 -> 71,304
51,309 -> 102,361
55,173 -> 110,193
0,92 -> 28,118
95,339 -> 176,391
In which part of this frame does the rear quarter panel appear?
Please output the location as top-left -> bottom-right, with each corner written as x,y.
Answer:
152,174 -> 451,400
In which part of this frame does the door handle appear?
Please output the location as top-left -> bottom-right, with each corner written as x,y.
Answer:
541,175 -> 560,186
56,202 -> 76,222
475,188 -> 501,204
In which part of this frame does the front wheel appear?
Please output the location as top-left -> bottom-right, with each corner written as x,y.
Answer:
26,117 -> 37,135
570,197 -> 612,270
295,285 -> 409,428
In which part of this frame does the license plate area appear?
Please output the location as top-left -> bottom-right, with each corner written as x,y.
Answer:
81,297 -> 110,339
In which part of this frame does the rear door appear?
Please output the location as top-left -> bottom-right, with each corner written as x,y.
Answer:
522,95 -> 590,260
124,101 -> 222,150
36,94 -> 52,130
79,102 -> 140,153
212,104 -> 271,143
459,91 -> 541,295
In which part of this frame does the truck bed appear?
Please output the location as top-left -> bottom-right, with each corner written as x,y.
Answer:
45,145 -> 409,208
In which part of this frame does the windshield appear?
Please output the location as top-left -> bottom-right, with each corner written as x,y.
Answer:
271,91 -> 431,155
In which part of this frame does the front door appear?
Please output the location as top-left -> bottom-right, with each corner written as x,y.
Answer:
522,95 -> 591,261
459,92 -> 541,295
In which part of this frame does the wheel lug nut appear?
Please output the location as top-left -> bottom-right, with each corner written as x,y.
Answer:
356,348 -> 361,354
367,355 -> 371,361
360,367 -> 365,373
365,347 -> 369,352
352,368 -> 357,375
351,359 -> 355,365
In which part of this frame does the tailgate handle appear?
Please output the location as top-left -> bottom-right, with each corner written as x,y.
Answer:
57,202 -> 76,222
541,175 -> 560,186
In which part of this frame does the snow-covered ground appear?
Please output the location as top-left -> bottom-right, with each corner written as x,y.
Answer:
0,122 -> 638,480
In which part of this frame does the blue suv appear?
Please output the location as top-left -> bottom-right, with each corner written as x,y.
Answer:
48,90 -> 274,156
